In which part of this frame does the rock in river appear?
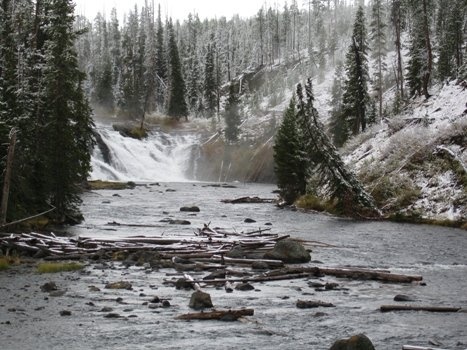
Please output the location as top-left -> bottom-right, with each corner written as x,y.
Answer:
264,239 -> 311,263
41,282 -> 58,293
105,281 -> 132,290
180,206 -> 200,212
329,334 -> 375,350
394,294 -> 416,302
189,291 -> 213,310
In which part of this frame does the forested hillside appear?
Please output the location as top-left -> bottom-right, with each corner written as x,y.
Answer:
74,0 -> 466,223
1,0 -> 466,226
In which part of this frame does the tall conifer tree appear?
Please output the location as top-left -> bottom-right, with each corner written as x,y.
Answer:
40,0 -> 94,220
341,6 -> 369,139
273,95 -> 307,204
166,18 -> 188,120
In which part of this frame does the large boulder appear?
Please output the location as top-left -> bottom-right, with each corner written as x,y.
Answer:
264,239 -> 311,263
329,334 -> 376,350
188,291 -> 213,310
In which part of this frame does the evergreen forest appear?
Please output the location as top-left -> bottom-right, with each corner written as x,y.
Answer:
1,0 -> 466,224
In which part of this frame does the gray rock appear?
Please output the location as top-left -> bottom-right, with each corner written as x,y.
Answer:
244,218 -> 256,223
105,281 -> 132,290
329,334 -> 375,350
59,310 -> 71,316
169,219 -> 191,225
49,290 -> 66,297
189,290 -> 213,310
180,206 -> 200,212
40,282 -> 58,293
188,290 -> 213,310
264,239 -> 311,263
394,294 -> 416,302
175,278 -> 194,290
296,300 -> 335,308
235,282 -> 255,291
100,307 -> 113,312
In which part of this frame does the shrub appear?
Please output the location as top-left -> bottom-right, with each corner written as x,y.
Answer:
296,194 -> 336,213
369,174 -> 421,211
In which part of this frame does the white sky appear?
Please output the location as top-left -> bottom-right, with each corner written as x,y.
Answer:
74,0 -> 280,22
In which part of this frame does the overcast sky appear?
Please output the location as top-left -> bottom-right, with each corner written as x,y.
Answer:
74,0 -> 277,22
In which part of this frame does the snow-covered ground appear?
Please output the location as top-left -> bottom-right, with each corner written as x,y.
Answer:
342,82 -> 467,222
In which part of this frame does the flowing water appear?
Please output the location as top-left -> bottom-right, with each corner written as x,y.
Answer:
3,126 -> 465,350
77,127 -> 467,349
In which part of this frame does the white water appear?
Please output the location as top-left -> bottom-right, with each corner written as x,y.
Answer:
90,125 -> 198,182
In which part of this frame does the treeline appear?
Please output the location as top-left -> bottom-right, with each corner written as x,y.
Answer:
0,0 -> 94,225
75,0 -> 359,121
77,0 -> 466,137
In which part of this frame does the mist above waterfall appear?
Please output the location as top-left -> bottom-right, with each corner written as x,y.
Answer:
90,125 -> 198,182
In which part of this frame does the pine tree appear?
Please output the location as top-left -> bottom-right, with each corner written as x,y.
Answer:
369,0 -> 387,120
437,0 -> 466,81
273,95 -> 307,204
295,79 -> 380,217
223,85 -> 242,143
406,0 -> 433,99
391,0 -> 405,99
341,6 -> 370,139
166,18 -> 188,120
186,13 -> 201,115
118,24 -> 141,118
39,0 -> 94,220
109,8 -> 121,89
329,62 -> 349,147
142,3 -> 157,114
204,39 -> 217,118
155,4 -> 166,108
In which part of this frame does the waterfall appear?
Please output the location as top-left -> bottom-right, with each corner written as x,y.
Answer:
90,125 -> 199,182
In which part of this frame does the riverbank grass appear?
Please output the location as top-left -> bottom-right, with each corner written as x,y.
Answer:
0,258 -> 10,270
0,256 -> 20,270
37,262 -> 84,273
87,180 -> 136,190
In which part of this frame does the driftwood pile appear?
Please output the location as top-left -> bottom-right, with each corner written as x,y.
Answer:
0,224 -> 291,259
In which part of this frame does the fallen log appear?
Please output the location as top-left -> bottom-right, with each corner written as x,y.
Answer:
176,308 -> 254,321
380,305 -> 462,313
266,267 -> 422,284
318,267 -> 422,283
191,272 -> 312,285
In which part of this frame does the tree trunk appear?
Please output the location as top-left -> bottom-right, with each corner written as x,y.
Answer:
0,129 -> 17,225
393,0 -> 404,98
421,0 -> 432,99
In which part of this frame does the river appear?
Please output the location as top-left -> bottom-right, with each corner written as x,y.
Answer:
65,180 -> 467,350
3,125 -> 465,350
